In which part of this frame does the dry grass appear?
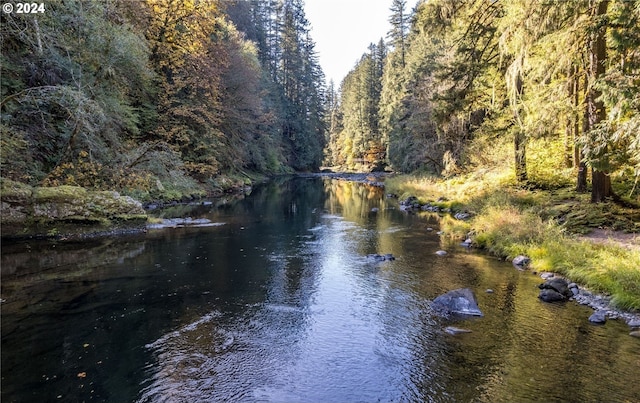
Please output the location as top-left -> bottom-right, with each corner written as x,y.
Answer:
385,169 -> 640,311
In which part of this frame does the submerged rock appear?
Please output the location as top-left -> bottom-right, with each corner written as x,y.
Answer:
538,289 -> 567,302
432,288 -> 483,317
366,253 -> 395,262
147,218 -> 225,229
589,310 -> 607,324
445,326 -> 472,335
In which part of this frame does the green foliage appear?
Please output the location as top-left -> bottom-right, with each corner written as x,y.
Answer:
1,0 -> 326,201
526,138 -> 575,189
329,42 -> 386,171
329,0 -> 638,206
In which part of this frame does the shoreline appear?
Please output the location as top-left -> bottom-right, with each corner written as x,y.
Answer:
382,173 -> 640,316
3,172 -> 639,323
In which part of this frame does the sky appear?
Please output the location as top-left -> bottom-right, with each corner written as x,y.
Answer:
304,0 -> 418,86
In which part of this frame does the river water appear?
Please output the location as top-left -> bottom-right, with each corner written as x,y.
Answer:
2,176 -> 639,402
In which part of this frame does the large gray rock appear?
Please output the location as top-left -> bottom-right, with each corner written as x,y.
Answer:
1,179 -> 147,237
538,277 -> 573,302
538,289 -> 567,302
432,288 -> 483,317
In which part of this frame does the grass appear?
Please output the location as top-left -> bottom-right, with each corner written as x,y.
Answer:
385,169 -> 640,311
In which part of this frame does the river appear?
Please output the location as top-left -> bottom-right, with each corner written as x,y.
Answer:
2,176 -> 639,402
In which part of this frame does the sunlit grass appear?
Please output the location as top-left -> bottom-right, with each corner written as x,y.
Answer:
386,170 -> 640,311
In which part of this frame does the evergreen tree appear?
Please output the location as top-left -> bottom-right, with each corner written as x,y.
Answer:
388,0 -> 410,68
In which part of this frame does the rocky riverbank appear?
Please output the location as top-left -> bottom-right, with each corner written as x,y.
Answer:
533,268 -> 640,336
1,179 -> 147,239
387,191 -> 640,337
0,177 -> 255,240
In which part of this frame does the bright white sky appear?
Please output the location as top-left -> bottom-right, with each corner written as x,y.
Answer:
304,0 -> 418,86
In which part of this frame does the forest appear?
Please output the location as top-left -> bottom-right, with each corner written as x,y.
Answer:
1,0 -> 326,200
327,0 -> 640,204
1,0 -> 639,205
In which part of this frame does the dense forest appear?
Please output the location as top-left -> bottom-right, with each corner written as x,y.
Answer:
326,0 -> 640,203
2,0 -> 639,205
1,0 -> 326,200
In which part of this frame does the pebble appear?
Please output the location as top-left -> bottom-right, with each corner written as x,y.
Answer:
435,250 -> 447,256
486,289 -> 494,294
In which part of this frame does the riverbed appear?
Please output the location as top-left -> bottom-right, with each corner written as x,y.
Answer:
2,176 -> 639,402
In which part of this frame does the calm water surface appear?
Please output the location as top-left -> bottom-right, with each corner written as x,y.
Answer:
2,176 -> 639,402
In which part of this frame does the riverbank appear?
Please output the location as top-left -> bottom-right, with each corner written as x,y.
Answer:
0,173 -> 258,241
383,172 -> 640,312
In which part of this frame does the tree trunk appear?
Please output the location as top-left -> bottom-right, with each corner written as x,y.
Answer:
514,130 -> 527,183
591,169 -> 611,202
588,0 -> 611,202
564,65 -> 575,168
514,72 -> 527,183
577,71 -> 589,192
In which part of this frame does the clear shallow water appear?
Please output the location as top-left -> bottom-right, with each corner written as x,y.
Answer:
2,176 -> 639,402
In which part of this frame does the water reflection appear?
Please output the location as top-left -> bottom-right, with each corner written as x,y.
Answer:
2,177 -> 639,402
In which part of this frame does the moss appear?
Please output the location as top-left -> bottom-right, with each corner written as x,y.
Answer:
34,186 -> 88,202
112,214 -> 148,221
0,178 -> 33,201
1,182 -> 147,237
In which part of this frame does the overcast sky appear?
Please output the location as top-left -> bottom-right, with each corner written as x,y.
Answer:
304,0 -> 419,86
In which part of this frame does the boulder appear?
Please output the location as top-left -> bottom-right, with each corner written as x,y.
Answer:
589,310 -> 607,324
1,180 -> 147,236
538,289 -> 567,302
512,255 -> 531,269
538,277 -> 573,302
432,288 -> 483,317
